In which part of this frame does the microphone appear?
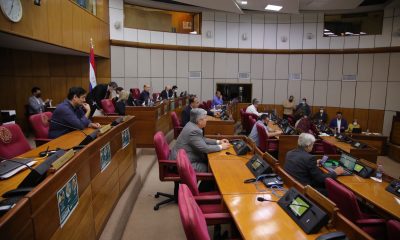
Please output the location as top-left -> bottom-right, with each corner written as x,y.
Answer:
49,119 -> 88,137
257,197 -> 309,209
101,111 -> 123,126
225,151 -> 250,160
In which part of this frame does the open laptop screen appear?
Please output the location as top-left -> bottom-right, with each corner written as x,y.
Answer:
339,153 -> 357,171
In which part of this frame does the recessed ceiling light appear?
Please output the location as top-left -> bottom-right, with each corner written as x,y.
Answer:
265,4 -> 282,11
240,1 -> 248,5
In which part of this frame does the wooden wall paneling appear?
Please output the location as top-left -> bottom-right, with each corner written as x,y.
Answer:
326,107 -> 340,123
31,52 -> 50,77
312,106 -> 323,117
102,22 -> 111,57
96,0 -> 109,23
14,76 -> 33,127
81,11 -> 91,54
49,54 -> 66,77
47,0 -> 63,46
50,77 -> 67,104
32,0 -> 49,42
0,48 -> 13,76
353,109 -> 369,132
66,77 -> 84,91
64,55 -> 83,77
12,50 -> 32,76
61,0 -> 74,48
72,6 -> 84,52
96,58 -> 111,78
81,57 -> 89,78
340,108 -> 355,123
49,187 -> 96,240
11,0 -> 33,37
0,76 -> 16,110
368,109 -> 384,133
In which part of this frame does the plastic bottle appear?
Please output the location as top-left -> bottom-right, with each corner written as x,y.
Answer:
375,164 -> 383,180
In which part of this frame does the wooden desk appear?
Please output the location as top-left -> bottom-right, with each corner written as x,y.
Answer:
125,97 -> 187,147
346,133 -> 387,155
223,194 -> 331,240
337,176 -> 400,221
320,136 -> 378,163
0,116 -> 137,240
204,115 -> 235,135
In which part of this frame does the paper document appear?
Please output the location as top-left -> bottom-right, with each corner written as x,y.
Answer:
0,161 -> 37,179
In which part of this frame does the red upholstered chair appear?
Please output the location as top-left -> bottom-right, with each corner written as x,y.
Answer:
130,88 -> 140,100
242,112 -> 259,134
256,123 -> 278,153
152,93 -> 160,102
312,139 -> 325,155
249,117 -> 256,131
206,100 -> 212,110
153,131 -> 180,210
322,140 -> 338,154
387,220 -> 400,240
29,112 -> 52,147
178,184 -> 232,240
100,99 -> 118,115
0,124 -> 31,159
325,178 -> 386,239
170,112 -> 183,139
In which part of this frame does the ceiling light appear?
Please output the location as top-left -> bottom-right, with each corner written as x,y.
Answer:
360,32 -> 366,35
190,31 -> 197,34
324,29 -> 330,32
324,32 -> 334,35
265,5 -> 282,11
240,1 -> 247,4
345,32 -> 353,35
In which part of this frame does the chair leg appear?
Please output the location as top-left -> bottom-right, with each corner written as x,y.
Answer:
153,182 -> 179,211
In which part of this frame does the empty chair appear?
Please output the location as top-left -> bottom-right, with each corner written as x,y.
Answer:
170,112 -> 183,139
256,123 -> 278,153
29,112 -> 52,146
325,178 -> 386,239
387,220 -> 400,240
178,184 -> 232,240
0,124 -> 31,159
101,99 -> 117,115
153,131 -> 180,210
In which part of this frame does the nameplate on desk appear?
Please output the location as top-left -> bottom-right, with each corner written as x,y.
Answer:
50,149 -> 75,171
100,142 -> 111,172
57,173 -> 79,228
99,124 -> 111,135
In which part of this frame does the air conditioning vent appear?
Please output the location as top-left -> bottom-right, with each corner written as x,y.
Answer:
189,71 -> 201,79
238,72 -> 250,80
343,74 -> 357,81
289,73 -> 301,81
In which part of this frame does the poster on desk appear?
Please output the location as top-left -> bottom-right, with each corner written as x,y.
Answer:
122,128 -> 130,149
57,174 -> 79,228
100,142 -> 112,172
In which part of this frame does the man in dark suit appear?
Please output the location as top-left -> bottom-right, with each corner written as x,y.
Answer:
170,108 -> 230,172
139,84 -> 150,105
312,107 -> 328,124
86,82 -> 118,117
160,85 -> 172,100
182,96 -> 218,126
329,111 -> 348,134
284,133 -> 343,195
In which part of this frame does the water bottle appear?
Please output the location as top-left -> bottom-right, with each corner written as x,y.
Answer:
375,164 -> 383,180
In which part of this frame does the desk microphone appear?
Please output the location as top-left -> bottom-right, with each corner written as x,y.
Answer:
49,119 -> 97,147
257,197 -> 310,209
225,151 -> 250,160
48,119 -> 89,137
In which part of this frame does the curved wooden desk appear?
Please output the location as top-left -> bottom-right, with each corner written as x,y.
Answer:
0,116 -> 137,240
204,115 -> 235,135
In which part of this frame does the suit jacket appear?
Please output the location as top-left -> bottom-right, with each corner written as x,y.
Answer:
181,106 -> 215,127
160,90 -> 172,100
139,91 -> 150,105
312,112 -> 328,124
86,84 -> 109,109
28,96 -> 46,114
169,122 -> 220,172
284,148 -> 336,190
329,118 -> 348,133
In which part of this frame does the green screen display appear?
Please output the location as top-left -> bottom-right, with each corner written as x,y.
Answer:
353,164 -> 364,173
289,197 -> 310,217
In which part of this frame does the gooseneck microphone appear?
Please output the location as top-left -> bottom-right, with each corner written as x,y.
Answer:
49,119 -> 88,136
257,197 -> 278,203
225,151 -> 250,160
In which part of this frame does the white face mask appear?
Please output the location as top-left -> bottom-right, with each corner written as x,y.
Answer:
353,121 -> 357,125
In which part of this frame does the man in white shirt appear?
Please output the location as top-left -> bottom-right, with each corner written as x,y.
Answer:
246,98 -> 261,116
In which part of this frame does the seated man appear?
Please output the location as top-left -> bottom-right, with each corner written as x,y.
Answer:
170,108 -> 230,172
160,85 -> 172,100
246,98 -> 261,116
28,87 -> 51,115
49,87 -> 101,138
248,114 -> 282,146
181,96 -> 219,127
329,111 -> 348,134
139,84 -> 151,105
212,90 -> 223,107
284,133 -> 343,195
295,114 -> 319,136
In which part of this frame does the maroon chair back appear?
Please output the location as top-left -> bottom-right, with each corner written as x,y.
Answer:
256,123 -> 267,152
322,140 -> 338,154
152,93 -> 160,101
170,112 -> 183,139
177,149 -> 200,196
312,139 -> 325,154
249,116 -> 256,130
325,178 -> 363,222
387,220 -> 400,240
240,108 -> 245,124
29,112 -> 52,139
101,99 -> 116,114
178,184 -> 210,240
130,88 -> 141,99
206,100 -> 212,110
154,131 -> 170,161
0,124 -> 31,159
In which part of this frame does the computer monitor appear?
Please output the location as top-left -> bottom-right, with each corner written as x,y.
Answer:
339,153 -> 357,171
352,128 -> 361,134
289,196 -> 310,218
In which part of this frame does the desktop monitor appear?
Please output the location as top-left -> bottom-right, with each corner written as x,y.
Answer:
289,196 -> 311,218
339,153 -> 357,171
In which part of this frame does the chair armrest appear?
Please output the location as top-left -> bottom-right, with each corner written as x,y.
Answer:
159,160 -> 177,167
104,112 -> 119,115
194,195 -> 222,204
174,126 -> 183,130
267,139 -> 279,142
204,213 -> 232,225
195,172 -> 214,181
356,219 -> 386,226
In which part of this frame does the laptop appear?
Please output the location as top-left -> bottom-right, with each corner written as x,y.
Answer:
352,128 -> 362,134
322,153 -> 357,176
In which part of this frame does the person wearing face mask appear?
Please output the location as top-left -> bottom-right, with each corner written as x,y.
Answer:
248,114 -> 282,146
86,81 -> 118,117
28,87 -> 51,115
295,97 -> 311,119
312,107 -> 328,124
346,119 -> 361,133
282,95 -> 296,120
